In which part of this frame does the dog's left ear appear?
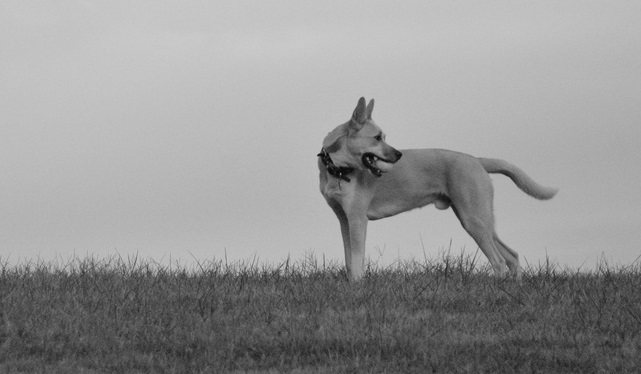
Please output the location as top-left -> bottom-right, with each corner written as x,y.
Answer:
351,97 -> 368,126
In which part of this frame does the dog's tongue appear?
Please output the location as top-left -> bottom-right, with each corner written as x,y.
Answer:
373,158 -> 394,174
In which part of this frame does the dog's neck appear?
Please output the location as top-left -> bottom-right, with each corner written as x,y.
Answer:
318,148 -> 354,182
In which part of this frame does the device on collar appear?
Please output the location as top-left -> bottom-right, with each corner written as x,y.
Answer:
318,148 -> 354,182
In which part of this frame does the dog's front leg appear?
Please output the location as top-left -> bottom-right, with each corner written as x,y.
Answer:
338,216 -> 352,276
346,214 -> 368,281
329,204 -> 353,276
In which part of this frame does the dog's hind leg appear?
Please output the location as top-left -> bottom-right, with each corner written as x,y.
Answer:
449,172 -> 508,276
456,210 -> 507,276
494,234 -> 522,279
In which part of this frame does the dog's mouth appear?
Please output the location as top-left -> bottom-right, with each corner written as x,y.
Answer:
362,153 -> 390,177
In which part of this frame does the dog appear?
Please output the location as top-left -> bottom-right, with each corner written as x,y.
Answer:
318,97 -> 558,281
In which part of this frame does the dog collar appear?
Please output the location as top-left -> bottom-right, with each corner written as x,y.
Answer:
318,148 -> 354,182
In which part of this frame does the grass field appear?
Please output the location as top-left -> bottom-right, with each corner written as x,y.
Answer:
0,251 -> 640,373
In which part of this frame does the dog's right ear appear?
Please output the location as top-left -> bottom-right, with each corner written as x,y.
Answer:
350,97 -> 368,130
322,126 -> 345,153
366,99 -> 374,120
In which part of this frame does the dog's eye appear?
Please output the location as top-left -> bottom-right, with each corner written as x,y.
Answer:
374,134 -> 383,141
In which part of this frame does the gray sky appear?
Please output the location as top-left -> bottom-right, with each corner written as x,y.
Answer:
2,1 -> 640,269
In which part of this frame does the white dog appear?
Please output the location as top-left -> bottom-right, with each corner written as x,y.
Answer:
319,98 -> 557,280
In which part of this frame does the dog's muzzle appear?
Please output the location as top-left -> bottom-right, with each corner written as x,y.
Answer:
362,151 -> 402,177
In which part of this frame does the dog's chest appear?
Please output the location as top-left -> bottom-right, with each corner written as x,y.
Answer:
321,175 -> 361,204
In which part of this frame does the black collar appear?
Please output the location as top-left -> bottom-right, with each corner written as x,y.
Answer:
318,148 -> 354,182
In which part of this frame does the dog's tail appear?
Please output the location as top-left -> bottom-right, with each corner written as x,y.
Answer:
479,158 -> 558,200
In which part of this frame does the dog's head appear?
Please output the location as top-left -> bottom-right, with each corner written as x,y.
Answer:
322,97 -> 402,177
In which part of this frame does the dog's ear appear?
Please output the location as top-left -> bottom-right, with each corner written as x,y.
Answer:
366,99 -> 374,120
351,97 -> 368,128
322,123 -> 348,153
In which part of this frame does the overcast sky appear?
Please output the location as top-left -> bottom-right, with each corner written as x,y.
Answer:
2,1 -> 640,270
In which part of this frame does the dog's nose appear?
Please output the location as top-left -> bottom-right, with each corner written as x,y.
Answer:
395,150 -> 403,160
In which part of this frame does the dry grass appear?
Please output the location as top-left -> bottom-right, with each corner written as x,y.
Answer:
0,251 -> 640,373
